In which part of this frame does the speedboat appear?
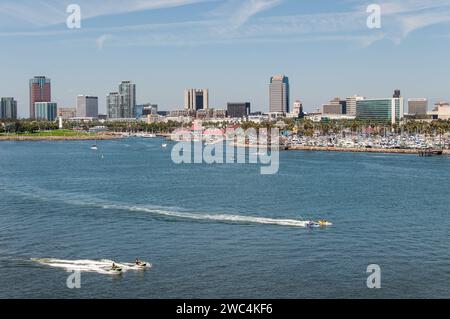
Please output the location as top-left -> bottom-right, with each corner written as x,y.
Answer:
162,144 -> 168,148
91,145 -> 98,151
306,221 -> 320,228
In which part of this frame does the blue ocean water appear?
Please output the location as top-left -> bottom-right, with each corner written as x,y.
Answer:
0,138 -> 449,298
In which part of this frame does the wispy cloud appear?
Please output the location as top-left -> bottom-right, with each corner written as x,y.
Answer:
210,0 -> 283,30
1,0 -> 450,48
96,34 -> 114,50
0,0 -> 211,27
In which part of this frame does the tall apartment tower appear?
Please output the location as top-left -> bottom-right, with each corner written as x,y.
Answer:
184,89 -> 209,111
29,76 -> 51,119
107,92 -> 121,119
269,75 -> 289,114
119,81 -> 136,118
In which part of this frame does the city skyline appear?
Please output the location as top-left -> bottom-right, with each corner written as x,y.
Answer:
1,0 -> 450,116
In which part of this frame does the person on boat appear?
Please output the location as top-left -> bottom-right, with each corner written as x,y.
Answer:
112,263 -> 118,270
135,258 -> 141,265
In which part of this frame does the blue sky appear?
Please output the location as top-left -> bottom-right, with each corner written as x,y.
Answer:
1,0 -> 450,117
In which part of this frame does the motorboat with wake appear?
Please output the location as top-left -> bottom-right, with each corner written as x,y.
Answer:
306,220 -> 333,228
316,220 -> 333,227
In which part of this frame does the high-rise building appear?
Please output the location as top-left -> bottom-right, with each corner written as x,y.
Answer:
76,95 -> 98,118
107,92 -> 121,119
346,95 -> 365,116
0,97 -> 17,119
29,76 -> 51,119
408,98 -> 428,116
184,89 -> 209,111
227,102 -> 251,118
356,97 -> 404,124
106,81 -> 137,119
119,81 -> 136,118
269,75 -> 289,113
34,102 -> 57,121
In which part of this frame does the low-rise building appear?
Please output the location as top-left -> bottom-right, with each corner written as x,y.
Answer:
58,107 -> 76,119
429,101 -> 450,120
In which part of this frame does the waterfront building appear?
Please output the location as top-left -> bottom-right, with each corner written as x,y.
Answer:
269,75 -> 289,114
293,100 -> 304,118
57,107 -> 76,119
196,108 -> 214,119
408,99 -> 428,116
227,102 -> 250,118
430,101 -> 450,120
35,102 -> 57,121
29,76 -> 51,119
346,95 -> 365,116
0,97 -> 17,119
356,97 -> 404,124
213,109 -> 227,119
107,92 -> 121,119
137,104 -> 158,117
170,109 -> 197,117
76,95 -> 98,118
184,89 -> 209,111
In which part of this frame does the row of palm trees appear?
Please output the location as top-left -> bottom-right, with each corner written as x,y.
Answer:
0,120 -> 58,134
2,118 -> 450,136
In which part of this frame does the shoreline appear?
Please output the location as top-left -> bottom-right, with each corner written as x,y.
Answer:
0,134 -> 123,142
288,145 -> 450,155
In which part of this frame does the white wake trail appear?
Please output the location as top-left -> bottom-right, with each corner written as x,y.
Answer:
103,205 -> 310,228
32,258 -> 152,275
